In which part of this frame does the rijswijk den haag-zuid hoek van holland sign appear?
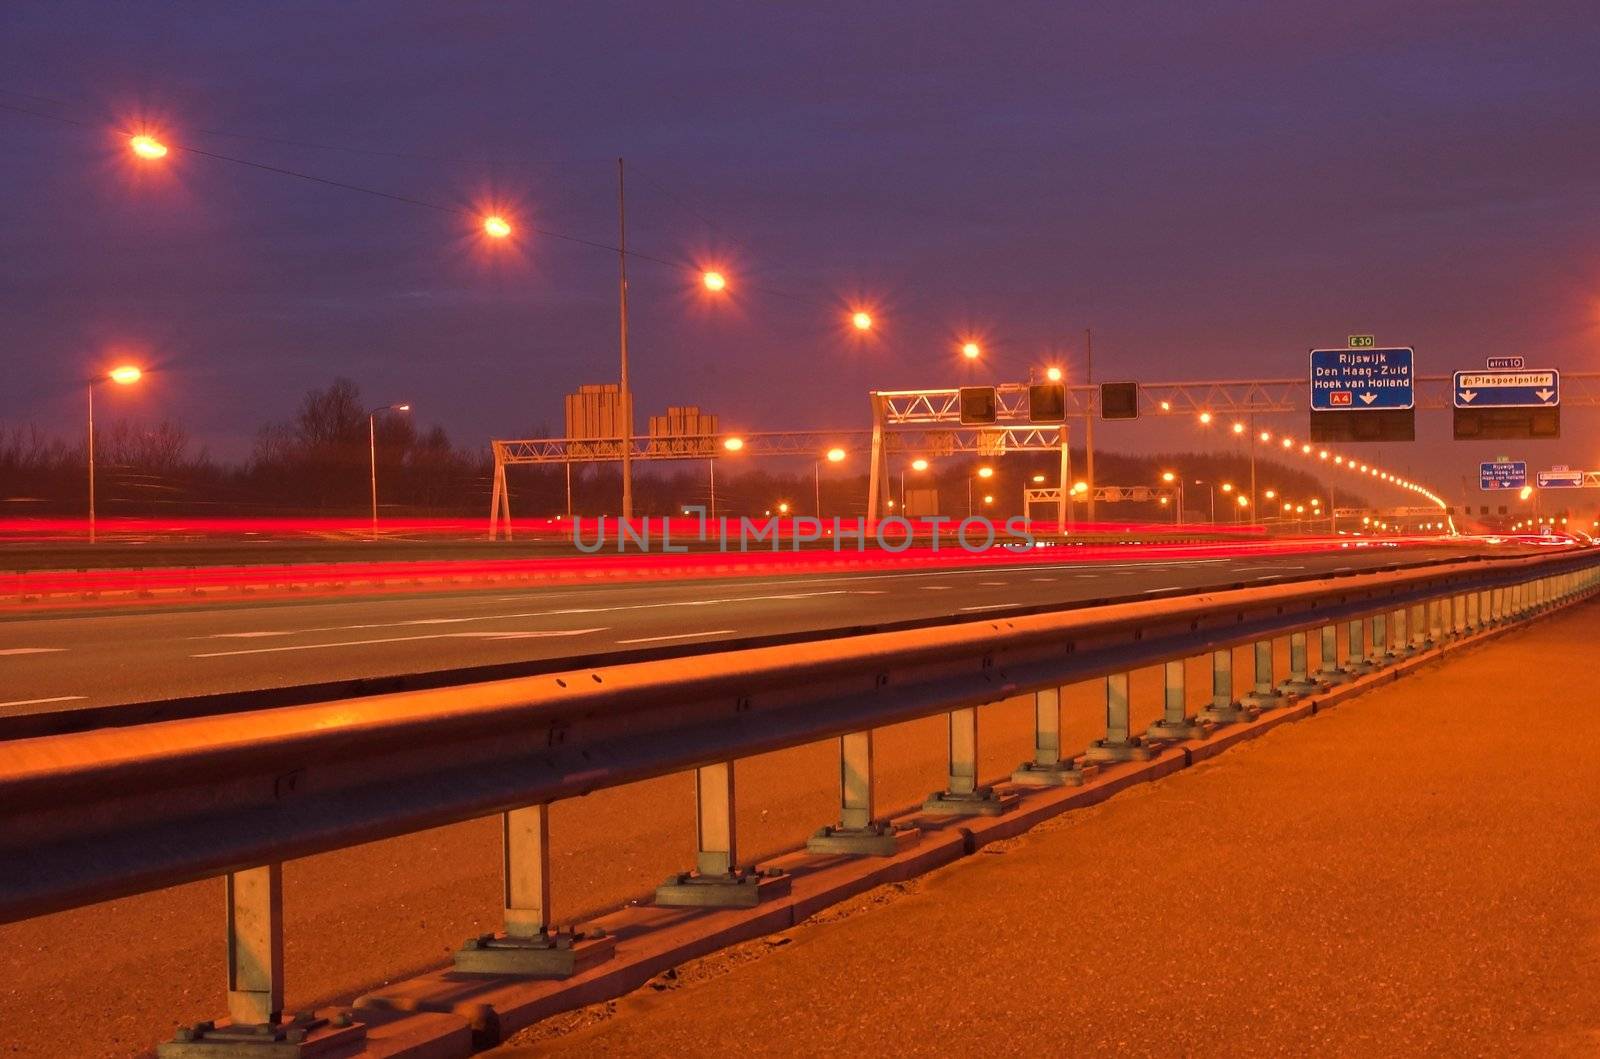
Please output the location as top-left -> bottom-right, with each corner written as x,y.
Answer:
1309,346 -> 1415,410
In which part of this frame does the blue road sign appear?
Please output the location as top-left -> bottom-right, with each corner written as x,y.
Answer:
1486,356 -> 1524,370
1536,469 -> 1584,489
1480,461 -> 1527,490
1453,369 -> 1559,409
1309,348 -> 1414,411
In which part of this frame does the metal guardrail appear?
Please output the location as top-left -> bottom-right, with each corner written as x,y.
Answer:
2,548 -> 1597,1052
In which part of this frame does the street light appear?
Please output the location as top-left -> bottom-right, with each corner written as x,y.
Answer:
482,215 -> 512,239
977,466 -> 994,479
702,270 -> 727,292
368,403 -> 411,541
128,134 -> 168,159
1045,366 -> 1062,382
902,457 -> 930,511
961,341 -> 981,360
815,446 -> 846,516
851,310 -> 873,331
86,364 -> 144,543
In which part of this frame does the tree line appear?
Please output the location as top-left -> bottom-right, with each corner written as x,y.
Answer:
0,379 -> 1364,519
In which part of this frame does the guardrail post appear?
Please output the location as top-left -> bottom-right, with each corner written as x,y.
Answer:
1367,612 -> 1392,665
1467,591 -> 1481,631
811,731 -> 920,854
1243,639 -> 1285,706
228,865 -> 283,1028
1317,624 -> 1352,683
1391,607 -> 1413,657
1084,672 -> 1154,762
924,706 -> 1015,815
455,804 -> 616,976
1200,648 -> 1254,724
164,864 -> 367,1053
1147,658 -> 1213,741
1015,688 -> 1093,785
1280,629 -> 1322,694
658,762 -> 791,906
1427,599 -> 1443,645
1492,587 -> 1505,623
1345,618 -> 1375,674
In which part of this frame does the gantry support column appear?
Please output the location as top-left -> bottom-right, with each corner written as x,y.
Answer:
811,731 -> 920,854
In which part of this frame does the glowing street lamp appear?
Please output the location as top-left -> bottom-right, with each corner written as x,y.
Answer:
368,402 -> 412,541
1198,412 -> 1213,425
1045,366 -> 1063,382
977,466 -> 994,479
911,458 -> 929,472
702,270 -> 727,292
961,341 -> 981,360
814,446 -> 846,516
482,215 -> 512,239
777,501 -> 790,515
128,134 -> 168,160
851,310 -> 873,331
723,436 -> 745,451
87,364 -> 146,543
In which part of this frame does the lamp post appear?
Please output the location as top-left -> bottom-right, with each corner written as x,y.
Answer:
969,465 -> 994,517
1161,470 -> 1184,524
816,447 -> 846,517
87,364 -> 144,544
368,403 -> 411,541
903,457 -> 930,513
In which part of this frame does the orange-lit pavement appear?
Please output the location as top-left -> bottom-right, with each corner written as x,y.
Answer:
509,602 -> 1600,1057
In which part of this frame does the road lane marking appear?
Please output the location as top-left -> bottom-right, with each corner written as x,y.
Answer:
616,630 -> 736,644
978,581 -> 1007,586
198,590 -> 868,640
919,585 -> 952,591
193,628 -> 606,658
960,604 -> 1019,612
1030,577 -> 1059,582
0,648 -> 67,656
0,695 -> 85,708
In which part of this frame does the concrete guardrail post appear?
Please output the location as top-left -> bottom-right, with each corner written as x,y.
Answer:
1015,688 -> 1093,786
811,731 -> 920,854
1146,658 -> 1212,742
455,804 -> 616,976
924,706 -> 1015,815
658,762 -> 791,907
1084,672 -> 1155,762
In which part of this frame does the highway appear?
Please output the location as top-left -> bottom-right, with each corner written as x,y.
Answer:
0,541 -> 1487,727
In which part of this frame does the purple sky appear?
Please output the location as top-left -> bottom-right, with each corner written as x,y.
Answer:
2,2 -> 1598,503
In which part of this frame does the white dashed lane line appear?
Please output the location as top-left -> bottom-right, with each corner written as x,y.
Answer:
192,628 -> 606,658
616,630 -> 736,645
0,695 -> 85,708
0,648 -> 67,656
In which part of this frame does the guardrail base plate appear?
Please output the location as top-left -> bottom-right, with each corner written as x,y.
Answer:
453,928 -> 616,978
655,868 -> 791,908
806,823 -> 921,857
159,1013 -> 364,1058
921,787 -> 1017,817
1082,738 -> 1157,763
1145,717 -> 1214,742
1199,703 -> 1261,725
1011,760 -> 1097,787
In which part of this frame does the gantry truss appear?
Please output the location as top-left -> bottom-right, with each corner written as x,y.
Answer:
488,374 -> 1600,538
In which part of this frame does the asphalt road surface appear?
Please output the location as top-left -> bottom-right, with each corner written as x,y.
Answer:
0,542 -> 1486,723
